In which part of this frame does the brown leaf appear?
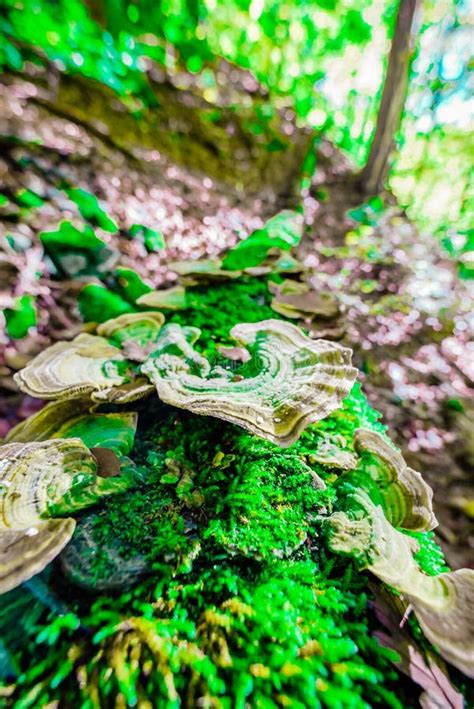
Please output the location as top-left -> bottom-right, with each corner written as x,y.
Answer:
90,447 -> 121,478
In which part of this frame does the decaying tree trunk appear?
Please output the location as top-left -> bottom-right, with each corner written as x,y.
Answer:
358,0 -> 418,195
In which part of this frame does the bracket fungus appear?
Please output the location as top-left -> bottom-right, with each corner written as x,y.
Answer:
270,281 -> 340,321
6,399 -> 138,457
137,286 -> 188,311
353,429 -> 438,531
15,311 -> 357,446
0,520 -> 76,595
269,279 -> 345,340
169,258 -> 243,286
14,333 -> 130,402
307,436 -> 358,470
142,319 -> 358,446
0,439 -> 94,592
325,430 -> 474,677
328,497 -> 474,678
14,313 -> 164,403
96,312 -> 165,347
0,436 -> 138,593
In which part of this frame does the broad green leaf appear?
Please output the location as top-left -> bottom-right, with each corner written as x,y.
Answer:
222,210 -> 304,271
114,267 -> 152,303
4,295 -> 37,339
14,189 -> 44,208
66,188 -> 118,233
78,284 -> 136,324
40,222 -> 118,277
40,221 -> 105,252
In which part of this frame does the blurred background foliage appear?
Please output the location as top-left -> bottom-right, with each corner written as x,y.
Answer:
1,0 -> 471,274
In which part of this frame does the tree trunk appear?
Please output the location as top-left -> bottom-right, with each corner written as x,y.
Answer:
358,0 -> 418,195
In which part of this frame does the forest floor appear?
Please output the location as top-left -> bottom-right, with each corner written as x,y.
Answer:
0,69 -> 472,569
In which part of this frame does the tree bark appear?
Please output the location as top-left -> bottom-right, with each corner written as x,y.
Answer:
358,0 -> 418,195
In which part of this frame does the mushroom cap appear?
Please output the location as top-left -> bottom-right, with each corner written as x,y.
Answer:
0,519 -> 76,594
0,438 -> 98,594
142,319 -> 358,447
14,333 -> 128,402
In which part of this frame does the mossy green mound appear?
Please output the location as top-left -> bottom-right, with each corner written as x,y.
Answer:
0,279 -> 466,708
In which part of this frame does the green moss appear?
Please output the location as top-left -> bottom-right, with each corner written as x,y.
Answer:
405,530 -> 449,577
1,385 -> 415,707
167,276 -> 279,352
0,277 -> 450,707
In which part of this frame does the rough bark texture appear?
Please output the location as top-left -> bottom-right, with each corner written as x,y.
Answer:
358,0 -> 418,194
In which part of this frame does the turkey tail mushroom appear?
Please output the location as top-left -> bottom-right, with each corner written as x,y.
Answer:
142,319 -> 358,446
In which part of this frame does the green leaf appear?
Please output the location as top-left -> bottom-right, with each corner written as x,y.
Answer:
160,472 -> 180,484
4,295 -> 37,339
222,210 -> 303,271
40,222 -> 118,277
14,188 -> 44,208
114,267 -> 152,303
66,188 -> 118,233
129,224 -> 166,251
40,221 -> 105,252
347,199 -> 384,226
78,284 -> 136,324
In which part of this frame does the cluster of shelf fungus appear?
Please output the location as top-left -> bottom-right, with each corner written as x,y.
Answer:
1,308 -> 473,678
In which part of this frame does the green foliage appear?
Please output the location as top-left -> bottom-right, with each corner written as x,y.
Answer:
65,188 -> 118,233
129,224 -> 166,252
78,283 -> 136,322
4,295 -> 37,339
40,221 -> 104,252
40,221 -> 118,277
14,189 -> 44,209
405,531 -> 450,577
1,0 -> 470,272
347,197 -> 385,226
441,229 -> 474,279
222,210 -> 303,271
391,125 -> 473,276
168,277 -> 278,351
